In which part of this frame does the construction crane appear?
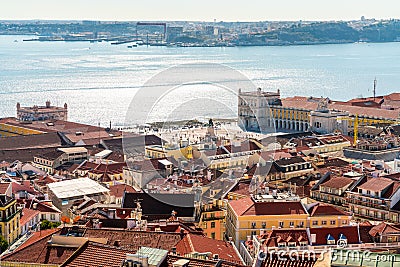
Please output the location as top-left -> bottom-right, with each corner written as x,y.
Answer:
336,114 -> 398,145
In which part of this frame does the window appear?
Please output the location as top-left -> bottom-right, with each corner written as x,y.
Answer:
322,221 -> 327,225
330,220 -> 336,225
279,221 -> 284,228
299,241 -> 308,247
41,214 -> 46,220
262,222 -> 266,229
50,214 -> 55,220
278,242 -> 286,248
251,231 -> 257,236
342,220 -> 348,225
289,221 -> 294,227
211,232 -> 216,239
251,222 -> 256,228
211,222 -> 216,228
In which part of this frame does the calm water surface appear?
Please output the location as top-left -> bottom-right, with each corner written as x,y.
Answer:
1,35 -> 400,126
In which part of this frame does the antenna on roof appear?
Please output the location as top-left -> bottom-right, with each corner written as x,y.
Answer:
98,121 -> 101,147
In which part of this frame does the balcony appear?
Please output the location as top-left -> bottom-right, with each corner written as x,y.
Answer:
201,215 -> 225,221
348,198 -> 389,210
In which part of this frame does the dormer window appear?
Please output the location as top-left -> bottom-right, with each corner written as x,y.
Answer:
278,242 -> 286,248
338,233 -> 347,241
327,234 -> 335,245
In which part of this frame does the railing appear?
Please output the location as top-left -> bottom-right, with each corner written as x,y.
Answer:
201,215 -> 225,221
347,199 -> 389,209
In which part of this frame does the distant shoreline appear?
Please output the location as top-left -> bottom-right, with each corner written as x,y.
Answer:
3,34 -> 400,48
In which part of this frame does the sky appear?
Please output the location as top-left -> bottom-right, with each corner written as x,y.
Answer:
2,0 -> 400,21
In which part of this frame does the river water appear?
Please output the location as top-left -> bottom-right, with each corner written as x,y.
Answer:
1,35 -> 399,126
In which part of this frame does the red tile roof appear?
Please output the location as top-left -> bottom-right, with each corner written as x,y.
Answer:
229,197 -> 307,216
20,208 -> 40,226
2,230 -> 76,265
175,234 -> 242,264
308,203 -> 349,217
83,228 -> 183,251
282,96 -> 400,119
12,181 -> 39,195
167,255 -> 246,267
228,197 -> 254,216
357,177 -> 394,192
0,182 -> 11,195
320,176 -> 354,189
62,242 -> 135,267
369,222 -> 400,237
14,228 -> 61,252
309,226 -> 360,245
259,252 -> 316,267
259,229 -> 309,248
33,201 -> 61,213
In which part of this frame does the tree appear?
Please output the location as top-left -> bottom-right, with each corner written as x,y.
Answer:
40,220 -> 61,230
0,235 -> 8,252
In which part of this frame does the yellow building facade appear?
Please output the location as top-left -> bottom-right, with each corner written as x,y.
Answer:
226,198 -> 309,247
0,123 -> 44,137
226,197 -> 352,247
0,196 -> 21,245
198,200 -> 226,240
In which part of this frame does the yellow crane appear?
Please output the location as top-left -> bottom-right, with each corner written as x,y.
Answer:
336,114 -> 398,145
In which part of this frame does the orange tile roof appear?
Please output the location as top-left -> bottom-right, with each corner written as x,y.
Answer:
14,228 -> 60,252
369,222 -> 400,237
308,203 -> 349,217
228,197 -> 254,217
109,184 -> 138,198
2,229 -> 74,265
83,228 -> 183,251
20,208 -> 40,226
281,96 -> 400,119
357,177 -> 394,192
320,176 -> 354,189
0,182 -> 11,194
176,234 -> 242,264
229,197 -> 307,216
63,242 -> 135,267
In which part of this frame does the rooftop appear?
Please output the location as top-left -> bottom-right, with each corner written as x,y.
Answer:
357,177 -> 394,192
229,197 -> 307,216
320,176 -> 354,189
48,178 -> 109,199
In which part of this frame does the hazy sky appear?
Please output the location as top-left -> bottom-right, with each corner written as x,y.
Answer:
2,0 -> 399,21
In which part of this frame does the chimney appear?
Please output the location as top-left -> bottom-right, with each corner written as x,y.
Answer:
179,228 -> 185,239
114,240 -> 121,247
46,100 -> 51,108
